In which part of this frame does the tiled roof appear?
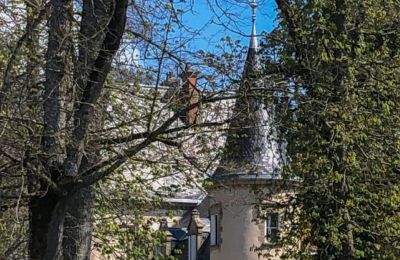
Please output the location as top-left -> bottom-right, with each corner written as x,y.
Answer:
214,3 -> 285,180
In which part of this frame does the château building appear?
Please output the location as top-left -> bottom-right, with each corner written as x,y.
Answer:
144,2 -> 297,260
92,1 -> 297,259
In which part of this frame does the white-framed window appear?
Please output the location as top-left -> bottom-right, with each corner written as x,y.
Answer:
265,212 -> 280,243
210,214 -> 218,246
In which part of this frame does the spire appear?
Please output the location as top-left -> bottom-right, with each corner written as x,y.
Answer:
243,0 -> 258,78
249,0 -> 258,49
214,1 -> 283,179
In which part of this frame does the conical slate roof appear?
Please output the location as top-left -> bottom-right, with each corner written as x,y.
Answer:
214,1 -> 283,179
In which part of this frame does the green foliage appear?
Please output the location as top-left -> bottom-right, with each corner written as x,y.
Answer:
93,168 -> 173,260
0,203 -> 28,258
262,0 -> 400,258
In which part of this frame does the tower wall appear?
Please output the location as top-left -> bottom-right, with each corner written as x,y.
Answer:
209,183 -> 287,260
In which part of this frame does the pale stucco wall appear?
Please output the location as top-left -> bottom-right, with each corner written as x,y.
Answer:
209,184 -> 291,260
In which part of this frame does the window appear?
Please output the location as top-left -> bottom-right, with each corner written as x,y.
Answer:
210,214 -> 218,246
266,213 -> 280,243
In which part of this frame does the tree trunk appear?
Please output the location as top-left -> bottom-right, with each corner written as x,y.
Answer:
343,207 -> 355,259
62,186 -> 95,260
41,0 -> 72,165
28,0 -> 129,258
29,185 -> 95,260
29,192 -> 66,260
44,198 -> 67,260
29,194 -> 56,259
61,76 -> 110,260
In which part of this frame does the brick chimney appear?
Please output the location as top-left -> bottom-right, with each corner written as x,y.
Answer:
180,64 -> 200,125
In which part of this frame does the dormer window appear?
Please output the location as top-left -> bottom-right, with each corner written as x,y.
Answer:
265,212 -> 280,243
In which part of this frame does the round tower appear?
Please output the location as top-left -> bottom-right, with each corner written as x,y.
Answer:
208,2 -> 295,259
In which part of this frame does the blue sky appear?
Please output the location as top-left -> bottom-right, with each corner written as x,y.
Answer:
181,0 -> 277,52
123,1 -> 278,82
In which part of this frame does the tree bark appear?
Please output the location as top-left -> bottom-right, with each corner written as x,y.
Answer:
44,198 -> 67,260
64,0 -> 128,177
29,192 -> 60,259
28,0 -> 128,259
332,1 -> 355,258
62,186 -> 95,260
61,92 -> 109,260
30,0 -> 72,258
41,0 -> 72,164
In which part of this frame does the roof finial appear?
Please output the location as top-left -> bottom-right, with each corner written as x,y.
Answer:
249,0 -> 258,49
